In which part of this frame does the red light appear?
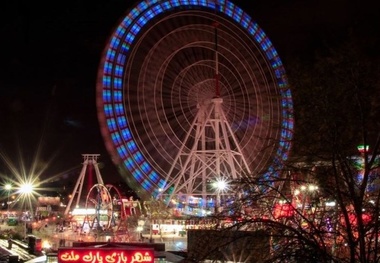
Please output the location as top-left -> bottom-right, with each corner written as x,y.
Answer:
273,203 -> 294,219
357,144 -> 369,153
58,248 -> 154,263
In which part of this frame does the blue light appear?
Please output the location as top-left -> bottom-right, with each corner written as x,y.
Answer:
106,118 -> 117,132
121,129 -> 132,141
162,2 -> 172,10
133,169 -> 144,182
121,43 -> 130,53
158,179 -> 167,189
115,27 -> 126,38
141,162 -> 151,173
171,0 -> 180,7
102,76 -> 111,88
113,91 -> 122,102
112,133 -> 122,145
98,0 -> 293,197
104,62 -> 112,74
111,37 -> 120,47
138,14 -> 149,26
142,180 -> 152,190
149,171 -> 159,183
104,104 -> 113,117
127,141 -> 137,152
125,158 -> 136,170
247,23 -> 259,36
106,49 -> 116,60
137,1 -> 149,11
115,65 -> 123,77
153,5 -> 164,14
130,8 -> 140,20
113,78 -> 122,89
131,24 -> 141,34
103,90 -> 111,102
134,152 -> 144,164
117,116 -> 127,128
125,33 -> 135,44
116,145 -> 125,158
117,54 -> 126,64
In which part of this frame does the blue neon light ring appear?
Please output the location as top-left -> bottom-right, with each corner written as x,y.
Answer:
96,0 -> 294,198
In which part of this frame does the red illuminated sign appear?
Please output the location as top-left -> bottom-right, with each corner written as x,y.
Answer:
273,203 -> 294,219
58,247 -> 154,263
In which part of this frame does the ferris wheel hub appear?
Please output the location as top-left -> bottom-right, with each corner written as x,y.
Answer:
211,97 -> 223,103
96,0 -> 294,210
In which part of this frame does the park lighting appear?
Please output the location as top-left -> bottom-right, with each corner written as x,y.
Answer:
5,184 -> 12,191
17,182 -> 36,238
19,183 -> 33,195
212,178 -> 230,213
214,180 -> 227,192
212,177 -> 229,193
298,184 -> 318,193
308,184 -> 318,192
295,183 -> 319,211
325,201 -> 336,207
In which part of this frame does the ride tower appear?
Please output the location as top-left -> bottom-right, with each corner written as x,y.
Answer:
161,19 -> 251,211
64,154 -> 104,216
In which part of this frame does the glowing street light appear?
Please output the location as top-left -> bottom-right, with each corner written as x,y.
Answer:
212,178 -> 229,193
18,182 -> 35,238
19,183 -> 33,195
296,183 -> 319,212
212,178 -> 229,213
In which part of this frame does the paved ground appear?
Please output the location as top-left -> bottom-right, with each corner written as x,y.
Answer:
0,239 -> 36,262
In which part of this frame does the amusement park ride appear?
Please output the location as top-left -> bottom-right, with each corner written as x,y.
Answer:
62,0 -> 294,240
95,0 -> 293,216
60,0 -> 293,239
64,154 -> 141,238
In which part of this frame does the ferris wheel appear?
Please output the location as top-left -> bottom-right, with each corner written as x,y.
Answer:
96,0 -> 293,202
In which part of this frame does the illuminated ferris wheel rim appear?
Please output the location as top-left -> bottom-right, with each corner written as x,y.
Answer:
96,0 -> 293,198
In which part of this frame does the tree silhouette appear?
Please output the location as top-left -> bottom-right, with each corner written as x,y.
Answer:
187,33 -> 380,263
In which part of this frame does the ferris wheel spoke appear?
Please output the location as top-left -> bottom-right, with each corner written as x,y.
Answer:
96,0 -> 294,202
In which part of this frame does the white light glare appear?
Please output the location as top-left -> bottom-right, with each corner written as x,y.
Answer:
325,201 -> 336,207
19,183 -> 33,194
216,181 -> 226,190
212,178 -> 229,192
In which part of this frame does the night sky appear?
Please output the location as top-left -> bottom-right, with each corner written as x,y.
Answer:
0,0 -> 379,187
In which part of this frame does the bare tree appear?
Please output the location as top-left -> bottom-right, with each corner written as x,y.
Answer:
187,34 -> 380,263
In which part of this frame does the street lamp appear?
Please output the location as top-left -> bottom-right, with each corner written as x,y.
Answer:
19,183 -> 33,195
18,182 -> 34,238
212,178 -> 229,213
4,184 -> 12,215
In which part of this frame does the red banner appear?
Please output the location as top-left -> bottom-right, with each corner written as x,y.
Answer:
58,247 -> 154,263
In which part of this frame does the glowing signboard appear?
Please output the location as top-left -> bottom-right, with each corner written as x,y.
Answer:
58,247 -> 154,263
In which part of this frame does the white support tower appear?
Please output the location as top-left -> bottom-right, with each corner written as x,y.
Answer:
161,18 -> 251,208
64,154 -> 104,215
163,97 -> 252,205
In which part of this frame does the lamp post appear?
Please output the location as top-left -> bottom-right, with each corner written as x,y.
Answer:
4,184 -> 12,216
19,183 -> 34,239
212,179 -> 228,214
